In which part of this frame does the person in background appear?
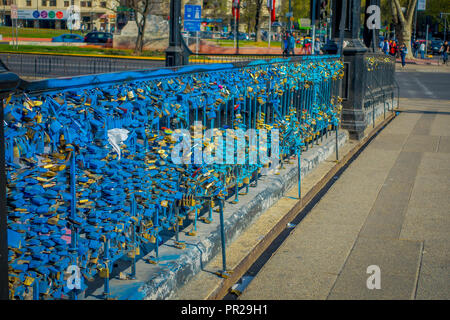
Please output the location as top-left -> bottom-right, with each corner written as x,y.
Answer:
379,38 -> 384,52
288,32 -> 296,56
399,43 -> 408,68
419,41 -> 426,59
382,39 -> 390,55
412,40 -> 419,58
282,32 -> 288,57
440,40 -> 449,65
299,36 -> 305,54
389,39 -> 397,57
305,38 -> 312,54
314,37 -> 321,55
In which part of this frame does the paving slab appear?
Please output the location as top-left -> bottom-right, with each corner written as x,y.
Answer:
436,136 -> 450,153
430,115 -> 450,137
411,114 -> 436,135
417,240 -> 450,276
328,271 -> 418,300
236,95 -> 450,300
403,135 -> 440,153
415,273 -> 450,300
336,237 -> 423,277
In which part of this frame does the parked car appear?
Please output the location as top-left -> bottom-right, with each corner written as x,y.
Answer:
84,32 -> 113,44
51,34 -> 84,43
429,40 -> 443,55
200,31 -> 213,39
226,32 -> 248,41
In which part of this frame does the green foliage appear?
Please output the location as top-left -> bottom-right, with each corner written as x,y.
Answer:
0,44 -> 164,57
0,27 -> 84,39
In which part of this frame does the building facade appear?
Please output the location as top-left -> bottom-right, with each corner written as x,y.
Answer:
1,0 -> 118,31
0,0 -> 283,34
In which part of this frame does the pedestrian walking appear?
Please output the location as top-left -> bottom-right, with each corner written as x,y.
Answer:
288,33 -> 296,56
413,40 -> 419,58
282,32 -> 288,57
299,36 -> 305,54
305,38 -> 312,54
439,40 -> 449,65
419,41 -> 425,59
314,37 -> 321,55
382,39 -> 390,55
389,40 -> 397,57
379,39 -> 384,52
399,43 -> 407,68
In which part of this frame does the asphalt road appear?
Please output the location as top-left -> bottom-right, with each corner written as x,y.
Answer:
0,53 -> 166,79
395,67 -> 450,100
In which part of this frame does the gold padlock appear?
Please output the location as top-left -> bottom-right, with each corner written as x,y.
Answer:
24,276 -> 34,286
98,267 -> 109,278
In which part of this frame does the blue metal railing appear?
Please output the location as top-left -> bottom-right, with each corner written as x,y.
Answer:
4,55 -> 344,300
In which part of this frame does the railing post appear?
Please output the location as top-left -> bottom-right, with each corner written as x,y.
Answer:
0,65 -> 21,300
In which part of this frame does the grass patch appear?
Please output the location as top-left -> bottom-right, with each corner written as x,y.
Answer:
210,39 -> 282,48
0,44 -> 165,58
0,26 -> 84,39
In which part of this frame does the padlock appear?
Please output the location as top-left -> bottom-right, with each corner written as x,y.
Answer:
98,267 -> 109,278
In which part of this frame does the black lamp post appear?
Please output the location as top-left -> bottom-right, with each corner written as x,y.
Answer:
232,0 -> 240,54
363,0 -> 381,52
166,0 -> 189,67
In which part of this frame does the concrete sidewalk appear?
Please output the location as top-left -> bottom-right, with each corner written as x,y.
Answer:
239,97 -> 450,300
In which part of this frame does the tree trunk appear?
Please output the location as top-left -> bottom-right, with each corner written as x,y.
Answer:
402,24 -> 414,59
255,0 -> 262,42
134,16 -> 146,54
135,25 -> 144,54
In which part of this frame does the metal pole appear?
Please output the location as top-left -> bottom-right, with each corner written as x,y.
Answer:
288,0 -> 292,32
425,24 -> 429,56
218,199 -> 227,275
196,30 -> 199,55
166,0 -> 186,67
414,1 -> 418,41
335,124 -> 339,161
443,16 -> 447,42
298,148 -> 301,199
237,5 -> 240,54
338,0 -> 348,56
268,14 -> 271,48
311,0 -> 317,54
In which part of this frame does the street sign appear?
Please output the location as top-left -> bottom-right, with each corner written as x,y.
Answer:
418,0 -> 426,11
11,5 -> 18,20
18,9 -> 67,20
67,5 -> 81,30
184,5 -> 201,32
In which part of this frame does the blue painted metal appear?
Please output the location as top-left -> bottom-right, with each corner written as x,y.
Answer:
4,55 -> 344,300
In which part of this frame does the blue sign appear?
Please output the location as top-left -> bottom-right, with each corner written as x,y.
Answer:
184,5 -> 201,32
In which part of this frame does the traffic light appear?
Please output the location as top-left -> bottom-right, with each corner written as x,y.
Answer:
320,0 -> 328,20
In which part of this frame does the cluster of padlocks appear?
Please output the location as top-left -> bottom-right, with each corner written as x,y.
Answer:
5,56 -> 343,299
366,55 -> 394,72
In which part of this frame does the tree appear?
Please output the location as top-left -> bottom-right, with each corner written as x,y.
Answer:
202,0 -> 229,31
240,0 -> 264,42
113,0 -> 157,54
392,0 -> 417,59
254,0 -> 264,41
